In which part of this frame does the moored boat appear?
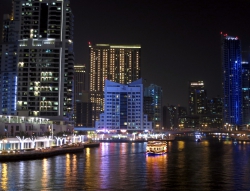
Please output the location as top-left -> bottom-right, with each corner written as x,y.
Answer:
146,141 -> 167,156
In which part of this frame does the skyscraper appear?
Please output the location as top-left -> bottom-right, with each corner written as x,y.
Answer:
188,81 -> 207,115
144,84 -> 162,131
89,43 -> 141,125
0,0 -> 74,121
221,33 -> 242,127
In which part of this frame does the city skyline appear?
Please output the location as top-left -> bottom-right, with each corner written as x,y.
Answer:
1,0 -> 250,107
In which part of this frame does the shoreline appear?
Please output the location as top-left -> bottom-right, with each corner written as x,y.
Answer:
0,142 -> 100,162
99,139 -> 175,143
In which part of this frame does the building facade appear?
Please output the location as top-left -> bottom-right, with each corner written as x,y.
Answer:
73,64 -> 86,124
0,114 -> 73,137
89,43 -> 141,126
0,14 -> 19,115
207,97 -> 223,115
0,0 -> 74,122
95,79 -> 152,132
242,61 -> 250,125
188,81 -> 207,115
221,33 -> 242,127
144,84 -> 162,131
163,105 -> 177,130
143,96 -> 154,122
75,98 -> 93,127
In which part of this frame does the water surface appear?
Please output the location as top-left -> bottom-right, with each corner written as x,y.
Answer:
1,136 -> 250,190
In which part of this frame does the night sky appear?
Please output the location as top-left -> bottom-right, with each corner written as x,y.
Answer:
1,0 -> 250,107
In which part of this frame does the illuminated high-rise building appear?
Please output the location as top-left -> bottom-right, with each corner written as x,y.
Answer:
188,81 -> 207,115
89,43 -> 141,126
95,79 -> 152,132
0,0 -> 74,121
221,33 -> 242,127
0,13 -> 19,115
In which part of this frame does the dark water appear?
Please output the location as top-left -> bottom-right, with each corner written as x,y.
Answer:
1,136 -> 250,191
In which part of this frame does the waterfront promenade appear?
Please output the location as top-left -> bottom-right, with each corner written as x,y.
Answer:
0,142 -> 100,162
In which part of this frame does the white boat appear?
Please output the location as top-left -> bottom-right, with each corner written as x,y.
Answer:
146,141 -> 167,156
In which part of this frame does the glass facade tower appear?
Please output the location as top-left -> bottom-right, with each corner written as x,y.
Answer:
221,33 -> 242,126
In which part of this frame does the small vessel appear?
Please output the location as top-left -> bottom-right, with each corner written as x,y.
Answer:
146,141 -> 167,156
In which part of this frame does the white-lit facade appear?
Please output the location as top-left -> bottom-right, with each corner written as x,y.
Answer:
95,79 -> 152,132
0,114 -> 73,139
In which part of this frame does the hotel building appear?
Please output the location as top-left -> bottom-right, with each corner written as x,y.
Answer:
89,43 -> 141,126
95,79 -> 152,132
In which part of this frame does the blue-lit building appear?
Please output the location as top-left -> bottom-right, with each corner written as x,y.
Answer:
0,14 -> 18,115
221,33 -> 242,127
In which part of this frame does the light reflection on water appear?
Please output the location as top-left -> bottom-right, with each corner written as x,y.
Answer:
0,137 -> 250,190
0,163 -> 7,191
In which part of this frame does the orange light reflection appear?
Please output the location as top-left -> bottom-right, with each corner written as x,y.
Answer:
0,163 -> 8,191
